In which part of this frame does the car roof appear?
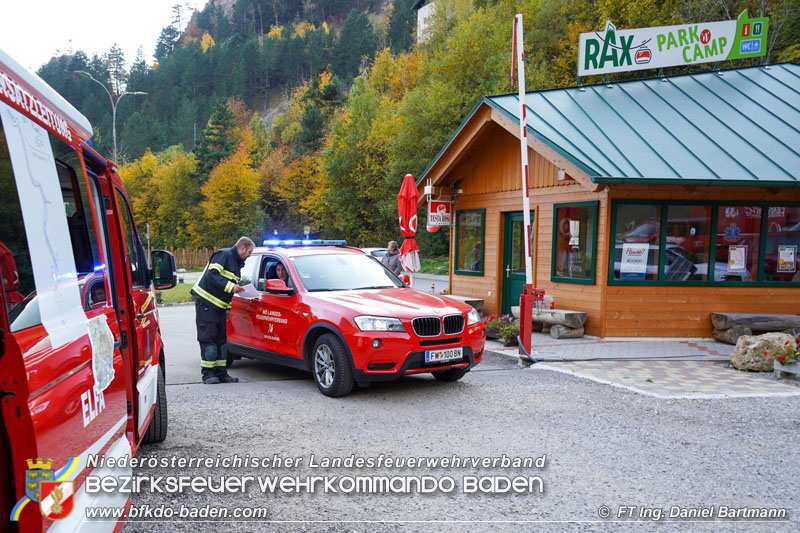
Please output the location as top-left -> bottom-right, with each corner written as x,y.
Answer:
252,245 -> 366,258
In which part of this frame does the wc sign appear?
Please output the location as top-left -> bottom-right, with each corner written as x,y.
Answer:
427,200 -> 452,226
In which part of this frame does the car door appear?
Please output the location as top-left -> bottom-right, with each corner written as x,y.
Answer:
250,254 -> 305,359
227,253 -> 261,345
108,176 -> 160,437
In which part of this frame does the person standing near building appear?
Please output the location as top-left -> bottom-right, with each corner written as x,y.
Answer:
382,241 -> 402,275
191,236 -> 254,384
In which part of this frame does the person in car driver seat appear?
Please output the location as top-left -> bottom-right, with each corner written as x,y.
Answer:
191,236 -> 254,384
275,262 -> 289,283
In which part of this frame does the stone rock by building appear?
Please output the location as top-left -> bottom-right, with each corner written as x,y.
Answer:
730,332 -> 795,372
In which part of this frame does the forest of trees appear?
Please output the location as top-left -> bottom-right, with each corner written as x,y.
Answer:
35,0 -> 800,252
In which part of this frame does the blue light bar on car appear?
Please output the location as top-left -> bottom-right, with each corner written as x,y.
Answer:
262,239 -> 348,247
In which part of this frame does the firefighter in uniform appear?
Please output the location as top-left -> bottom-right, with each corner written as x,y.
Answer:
191,236 -> 254,384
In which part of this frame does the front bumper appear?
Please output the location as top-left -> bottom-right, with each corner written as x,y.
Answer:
351,342 -> 484,384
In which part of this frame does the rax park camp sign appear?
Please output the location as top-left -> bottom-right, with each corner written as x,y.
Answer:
578,10 -> 768,77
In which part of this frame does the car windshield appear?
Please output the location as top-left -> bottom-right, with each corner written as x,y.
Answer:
292,253 -> 403,291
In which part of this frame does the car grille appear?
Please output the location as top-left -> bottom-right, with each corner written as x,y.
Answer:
443,314 -> 464,335
412,317 -> 441,337
419,337 -> 462,347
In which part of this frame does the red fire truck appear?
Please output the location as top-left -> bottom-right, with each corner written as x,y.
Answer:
0,47 -> 176,531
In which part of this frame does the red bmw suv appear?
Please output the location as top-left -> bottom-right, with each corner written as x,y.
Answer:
227,242 -> 485,396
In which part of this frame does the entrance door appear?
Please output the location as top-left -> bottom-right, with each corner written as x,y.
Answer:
501,211 -> 533,315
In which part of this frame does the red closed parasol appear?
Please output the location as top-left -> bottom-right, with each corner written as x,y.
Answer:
397,174 -> 420,272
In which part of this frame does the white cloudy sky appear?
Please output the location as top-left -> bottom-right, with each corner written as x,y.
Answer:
1,1 -> 206,72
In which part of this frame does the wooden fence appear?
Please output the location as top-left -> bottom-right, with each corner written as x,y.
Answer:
166,248 -> 214,268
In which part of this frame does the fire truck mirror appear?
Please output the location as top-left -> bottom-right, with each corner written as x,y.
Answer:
152,250 -> 177,290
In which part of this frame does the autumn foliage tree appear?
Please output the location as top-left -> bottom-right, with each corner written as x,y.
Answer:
194,148 -> 264,247
120,145 -> 199,248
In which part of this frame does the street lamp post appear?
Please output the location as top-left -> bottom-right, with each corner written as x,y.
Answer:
74,70 -> 147,162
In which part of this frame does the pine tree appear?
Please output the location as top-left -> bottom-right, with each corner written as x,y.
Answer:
105,44 -> 128,95
333,9 -> 377,79
154,26 -> 181,61
193,99 -> 239,181
386,0 -> 416,54
297,105 -> 324,154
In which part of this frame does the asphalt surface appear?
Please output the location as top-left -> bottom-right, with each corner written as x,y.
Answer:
123,305 -> 800,532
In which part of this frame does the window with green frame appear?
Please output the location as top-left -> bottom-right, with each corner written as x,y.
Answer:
454,209 -> 484,276
551,201 -> 598,284
609,201 -> 800,286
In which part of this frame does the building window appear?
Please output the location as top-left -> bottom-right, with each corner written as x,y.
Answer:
665,205 -> 712,281
609,201 -> 799,286
715,206 -> 761,282
552,202 -> 598,284
612,204 -> 661,281
765,206 -> 800,283
454,209 -> 484,276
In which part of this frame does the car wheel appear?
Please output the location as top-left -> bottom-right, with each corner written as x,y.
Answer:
432,368 -> 467,382
226,352 -> 235,368
143,363 -> 168,443
312,333 -> 354,397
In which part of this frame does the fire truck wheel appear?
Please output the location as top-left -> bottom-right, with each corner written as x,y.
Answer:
226,352 -> 234,368
432,368 -> 467,382
312,333 -> 354,397
143,364 -> 168,443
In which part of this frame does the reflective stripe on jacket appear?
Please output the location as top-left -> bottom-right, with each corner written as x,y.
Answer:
191,246 -> 244,310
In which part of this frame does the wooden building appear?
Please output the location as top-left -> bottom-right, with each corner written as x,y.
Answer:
417,64 -> 800,337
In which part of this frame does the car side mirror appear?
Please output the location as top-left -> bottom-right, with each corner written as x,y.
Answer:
265,279 -> 293,295
151,250 -> 177,290
399,274 -> 411,285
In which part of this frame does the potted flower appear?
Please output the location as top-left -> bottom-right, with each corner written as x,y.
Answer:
498,323 -> 520,347
484,314 -> 514,340
769,336 -> 800,378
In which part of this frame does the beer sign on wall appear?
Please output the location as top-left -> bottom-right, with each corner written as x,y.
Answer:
428,200 -> 452,226
578,10 -> 768,76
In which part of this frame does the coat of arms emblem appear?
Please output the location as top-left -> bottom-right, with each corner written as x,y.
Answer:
40,481 -> 74,520
24,458 -> 54,502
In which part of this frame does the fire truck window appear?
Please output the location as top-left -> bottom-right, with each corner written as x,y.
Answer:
0,116 -> 35,321
114,188 -> 147,288
0,116 -> 110,330
51,135 -> 108,311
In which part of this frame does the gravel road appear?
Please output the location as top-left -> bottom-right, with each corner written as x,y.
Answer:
122,306 -> 800,532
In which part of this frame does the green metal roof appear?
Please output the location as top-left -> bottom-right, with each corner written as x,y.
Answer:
420,64 -> 800,187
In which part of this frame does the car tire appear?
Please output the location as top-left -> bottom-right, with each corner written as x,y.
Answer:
226,352 -> 235,368
312,333 -> 354,397
143,364 -> 168,443
432,368 -> 467,382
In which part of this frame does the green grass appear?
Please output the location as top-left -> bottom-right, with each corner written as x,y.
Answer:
418,256 -> 449,275
157,282 -> 194,304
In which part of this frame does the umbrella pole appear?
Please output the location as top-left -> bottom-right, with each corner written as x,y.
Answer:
513,14 -> 534,358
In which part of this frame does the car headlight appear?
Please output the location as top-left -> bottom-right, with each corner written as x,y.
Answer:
467,308 -> 481,326
354,316 -> 406,332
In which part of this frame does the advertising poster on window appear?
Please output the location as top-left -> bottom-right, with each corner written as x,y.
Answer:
728,245 -> 747,272
778,245 -> 796,273
620,243 -> 649,280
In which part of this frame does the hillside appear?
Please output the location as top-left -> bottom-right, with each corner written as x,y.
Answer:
34,0 -> 800,252
37,0 -> 413,161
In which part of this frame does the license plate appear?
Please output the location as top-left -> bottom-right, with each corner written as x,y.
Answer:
425,347 -> 463,363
